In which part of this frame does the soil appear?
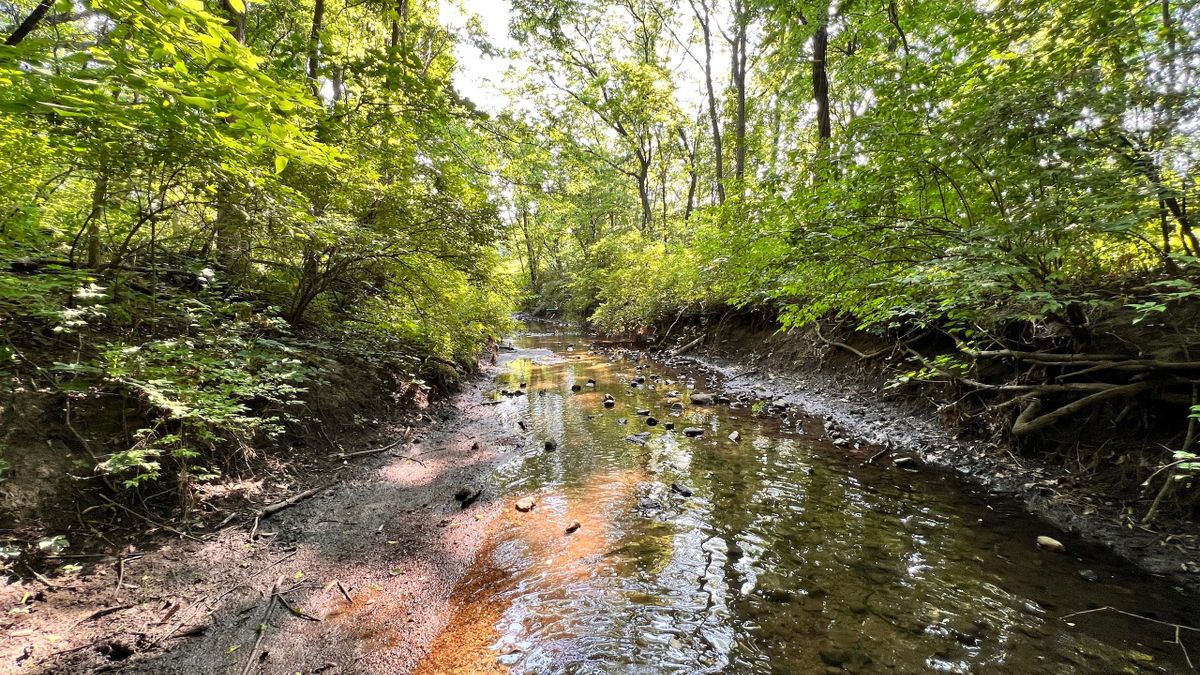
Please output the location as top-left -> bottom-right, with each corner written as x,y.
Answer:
1,349 -> 530,674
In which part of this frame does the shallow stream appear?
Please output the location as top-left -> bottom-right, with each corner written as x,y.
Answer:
418,329 -> 1199,673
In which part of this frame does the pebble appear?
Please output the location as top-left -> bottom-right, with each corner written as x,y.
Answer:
728,430 -> 741,442
566,521 -> 582,534
515,497 -> 536,512
544,440 -> 558,451
683,427 -> 704,437
1037,536 -> 1066,553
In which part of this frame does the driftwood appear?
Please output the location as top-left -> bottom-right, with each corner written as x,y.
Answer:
258,484 -> 329,519
672,336 -> 704,356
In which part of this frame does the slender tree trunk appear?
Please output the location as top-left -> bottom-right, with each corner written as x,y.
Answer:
691,0 -> 725,205
732,0 -> 748,185
86,171 -> 108,269
812,12 -> 832,175
307,0 -> 325,90
521,210 -> 538,291
214,0 -> 249,279
4,0 -> 53,46
636,149 -> 653,231
679,128 -> 698,221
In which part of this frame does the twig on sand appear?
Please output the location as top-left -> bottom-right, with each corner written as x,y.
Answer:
1060,606 -> 1198,669
336,580 -> 353,604
241,575 -> 285,675
330,437 -> 405,460
276,593 -> 321,622
258,484 -> 330,520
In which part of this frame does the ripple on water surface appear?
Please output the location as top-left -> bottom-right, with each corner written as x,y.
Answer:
418,330 -> 1200,674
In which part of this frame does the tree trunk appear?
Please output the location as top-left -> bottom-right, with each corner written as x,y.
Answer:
221,0 -> 246,43
679,127 -> 698,221
307,0 -> 325,90
691,0 -> 725,205
732,0 -> 748,185
86,171 -> 108,269
4,0 -> 53,46
521,210 -> 538,291
812,13 -> 832,174
636,149 -> 653,231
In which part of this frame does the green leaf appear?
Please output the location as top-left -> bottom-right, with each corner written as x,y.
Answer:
227,0 -> 246,13
274,155 -> 288,174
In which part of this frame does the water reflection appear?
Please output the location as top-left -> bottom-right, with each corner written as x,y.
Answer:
420,330 -> 1199,674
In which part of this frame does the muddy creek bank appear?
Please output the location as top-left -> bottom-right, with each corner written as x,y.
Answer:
419,329 -> 1199,674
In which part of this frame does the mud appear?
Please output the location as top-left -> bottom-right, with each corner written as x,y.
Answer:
2,349 -> 533,674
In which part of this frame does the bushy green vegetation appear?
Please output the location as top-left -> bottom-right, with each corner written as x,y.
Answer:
1,0 -> 511,507
500,0 -> 1200,516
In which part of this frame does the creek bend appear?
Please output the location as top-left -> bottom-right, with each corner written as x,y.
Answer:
415,328 -> 1199,674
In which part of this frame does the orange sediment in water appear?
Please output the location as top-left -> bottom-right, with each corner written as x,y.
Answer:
414,468 -> 645,673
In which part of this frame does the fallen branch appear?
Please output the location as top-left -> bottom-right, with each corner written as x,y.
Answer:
258,484 -> 330,520
241,575 -> 285,675
672,335 -> 704,356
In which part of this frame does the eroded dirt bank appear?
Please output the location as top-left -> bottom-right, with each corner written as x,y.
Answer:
2,347 -> 539,674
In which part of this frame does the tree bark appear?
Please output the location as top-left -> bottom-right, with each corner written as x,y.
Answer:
4,0 -> 53,46
690,0 -> 725,205
812,16 -> 831,147
520,210 -> 538,291
731,0 -> 748,184
86,171 -> 108,269
220,0 -> 246,44
307,0 -> 325,89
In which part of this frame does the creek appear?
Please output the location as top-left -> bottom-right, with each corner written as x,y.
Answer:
417,328 -> 1199,674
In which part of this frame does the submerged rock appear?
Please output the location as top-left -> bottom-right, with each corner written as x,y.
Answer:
683,427 -> 704,437
1079,569 -> 1100,583
515,497 -> 536,512
566,521 -> 582,534
690,392 -> 716,405
664,422 -> 675,430
604,399 -> 616,408
728,430 -> 741,442
544,439 -> 558,451
646,417 -> 659,426
671,482 -> 693,497
626,432 -> 651,445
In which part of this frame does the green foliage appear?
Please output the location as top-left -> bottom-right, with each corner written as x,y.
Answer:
0,0 -> 512,507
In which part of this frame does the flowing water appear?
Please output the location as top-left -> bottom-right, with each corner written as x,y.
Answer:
417,329 -> 1199,674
